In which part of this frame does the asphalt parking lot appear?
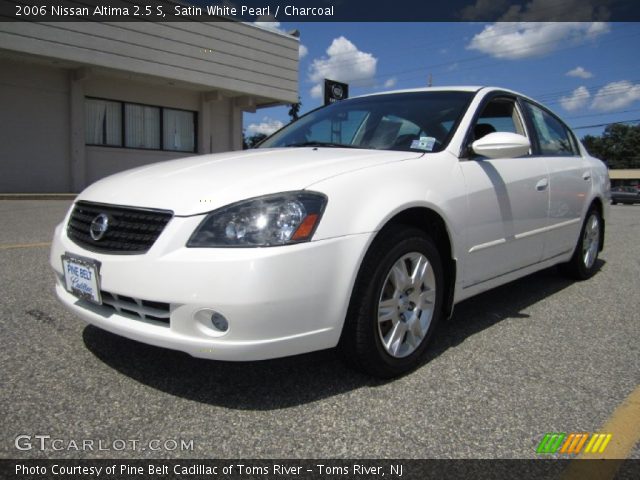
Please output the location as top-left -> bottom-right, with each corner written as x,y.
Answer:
1,200 -> 638,459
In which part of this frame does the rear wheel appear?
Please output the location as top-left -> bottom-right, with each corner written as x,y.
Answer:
339,227 -> 444,378
561,208 -> 602,280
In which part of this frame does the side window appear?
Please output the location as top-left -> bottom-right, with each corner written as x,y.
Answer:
524,102 -> 578,156
472,98 -> 527,142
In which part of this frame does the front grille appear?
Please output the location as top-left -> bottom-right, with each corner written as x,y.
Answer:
67,201 -> 173,254
101,291 -> 171,325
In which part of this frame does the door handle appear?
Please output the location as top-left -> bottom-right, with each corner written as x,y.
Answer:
536,178 -> 548,191
583,171 -> 591,181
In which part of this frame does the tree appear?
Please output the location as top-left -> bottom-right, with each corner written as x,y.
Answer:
243,133 -> 267,149
287,97 -> 302,123
582,123 -> 640,169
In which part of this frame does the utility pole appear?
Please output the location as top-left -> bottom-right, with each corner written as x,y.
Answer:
427,73 -> 433,87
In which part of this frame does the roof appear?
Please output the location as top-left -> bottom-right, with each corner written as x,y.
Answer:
356,86 -> 484,98
354,86 -> 541,101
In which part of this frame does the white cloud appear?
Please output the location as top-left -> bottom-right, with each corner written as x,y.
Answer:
310,84 -> 323,99
298,44 -> 308,59
308,36 -> 378,97
591,81 -> 640,112
245,117 -> 284,136
560,86 -> 591,111
383,77 -> 397,88
253,20 -> 284,33
566,66 -> 593,79
467,22 -> 609,60
585,22 -> 610,38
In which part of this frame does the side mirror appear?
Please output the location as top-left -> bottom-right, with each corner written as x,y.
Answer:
471,132 -> 531,159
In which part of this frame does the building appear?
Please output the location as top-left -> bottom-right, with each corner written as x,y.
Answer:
0,21 -> 299,193
609,169 -> 640,188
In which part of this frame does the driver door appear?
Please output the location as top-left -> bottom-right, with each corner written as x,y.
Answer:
459,96 -> 550,287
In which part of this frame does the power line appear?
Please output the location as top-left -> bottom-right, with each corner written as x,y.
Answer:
542,83 -> 640,109
565,108 -> 640,120
310,28 -> 640,90
303,22 -> 540,65
303,24 -> 640,84
572,118 -> 640,130
307,21 -> 636,70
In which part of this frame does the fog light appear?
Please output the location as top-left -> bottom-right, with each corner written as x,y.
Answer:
211,312 -> 228,332
194,308 -> 229,336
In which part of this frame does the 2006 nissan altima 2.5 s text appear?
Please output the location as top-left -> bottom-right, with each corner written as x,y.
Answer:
51,87 -> 609,377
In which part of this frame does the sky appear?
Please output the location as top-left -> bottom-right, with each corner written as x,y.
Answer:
244,22 -> 640,141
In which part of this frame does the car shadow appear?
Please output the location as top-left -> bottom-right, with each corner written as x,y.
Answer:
420,259 -> 604,366
83,260 -> 604,410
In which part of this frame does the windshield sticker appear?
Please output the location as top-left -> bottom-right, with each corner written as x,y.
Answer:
411,136 -> 436,151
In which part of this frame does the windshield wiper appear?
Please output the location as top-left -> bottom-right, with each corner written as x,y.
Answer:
283,141 -> 364,149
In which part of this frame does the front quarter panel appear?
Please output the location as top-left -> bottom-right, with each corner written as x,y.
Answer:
307,151 -> 466,264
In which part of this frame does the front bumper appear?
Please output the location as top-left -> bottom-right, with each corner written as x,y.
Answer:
50,214 -> 372,361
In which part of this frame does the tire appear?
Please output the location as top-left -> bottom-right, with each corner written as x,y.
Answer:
339,226 -> 444,378
560,208 -> 602,280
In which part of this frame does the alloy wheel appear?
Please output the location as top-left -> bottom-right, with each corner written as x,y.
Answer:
377,252 -> 436,358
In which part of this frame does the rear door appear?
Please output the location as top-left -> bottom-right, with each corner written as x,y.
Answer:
522,101 -> 590,260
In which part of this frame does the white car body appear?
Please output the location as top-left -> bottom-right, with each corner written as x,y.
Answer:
50,87 -> 609,365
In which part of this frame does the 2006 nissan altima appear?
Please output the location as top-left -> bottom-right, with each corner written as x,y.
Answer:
51,86 -> 609,377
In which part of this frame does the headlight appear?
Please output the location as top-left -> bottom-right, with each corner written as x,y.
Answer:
187,192 -> 327,247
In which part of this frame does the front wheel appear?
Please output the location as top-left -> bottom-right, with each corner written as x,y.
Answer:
339,227 -> 444,378
560,208 -> 602,280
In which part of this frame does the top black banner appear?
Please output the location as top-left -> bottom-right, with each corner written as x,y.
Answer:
2,0 -> 640,22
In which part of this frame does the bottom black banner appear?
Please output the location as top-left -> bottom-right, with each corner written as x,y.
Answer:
2,459 -> 639,480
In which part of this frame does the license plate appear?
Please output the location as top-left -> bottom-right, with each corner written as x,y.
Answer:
61,254 -> 102,305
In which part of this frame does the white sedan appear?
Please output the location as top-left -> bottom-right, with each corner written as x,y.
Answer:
50,86 -> 609,377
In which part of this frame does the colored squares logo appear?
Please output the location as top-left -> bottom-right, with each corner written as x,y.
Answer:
537,433 -> 566,454
537,433 -> 612,455
584,433 -> 613,453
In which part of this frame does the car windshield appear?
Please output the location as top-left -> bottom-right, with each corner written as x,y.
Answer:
259,91 -> 474,153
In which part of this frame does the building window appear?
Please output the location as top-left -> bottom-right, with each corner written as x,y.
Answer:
163,108 -> 196,152
85,99 -> 122,146
125,104 -> 160,149
85,97 -> 196,153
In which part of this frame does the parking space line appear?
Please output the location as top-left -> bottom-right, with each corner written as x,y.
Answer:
562,383 -> 640,479
584,383 -> 640,459
0,242 -> 51,250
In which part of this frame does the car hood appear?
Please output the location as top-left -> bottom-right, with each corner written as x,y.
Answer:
78,148 -> 423,215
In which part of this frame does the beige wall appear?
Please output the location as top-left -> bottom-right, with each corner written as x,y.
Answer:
0,21 -> 298,104
0,57 -> 249,192
81,76 -> 247,185
81,75 -> 203,186
85,147 -> 192,185
0,21 -> 298,192
0,59 -> 71,192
